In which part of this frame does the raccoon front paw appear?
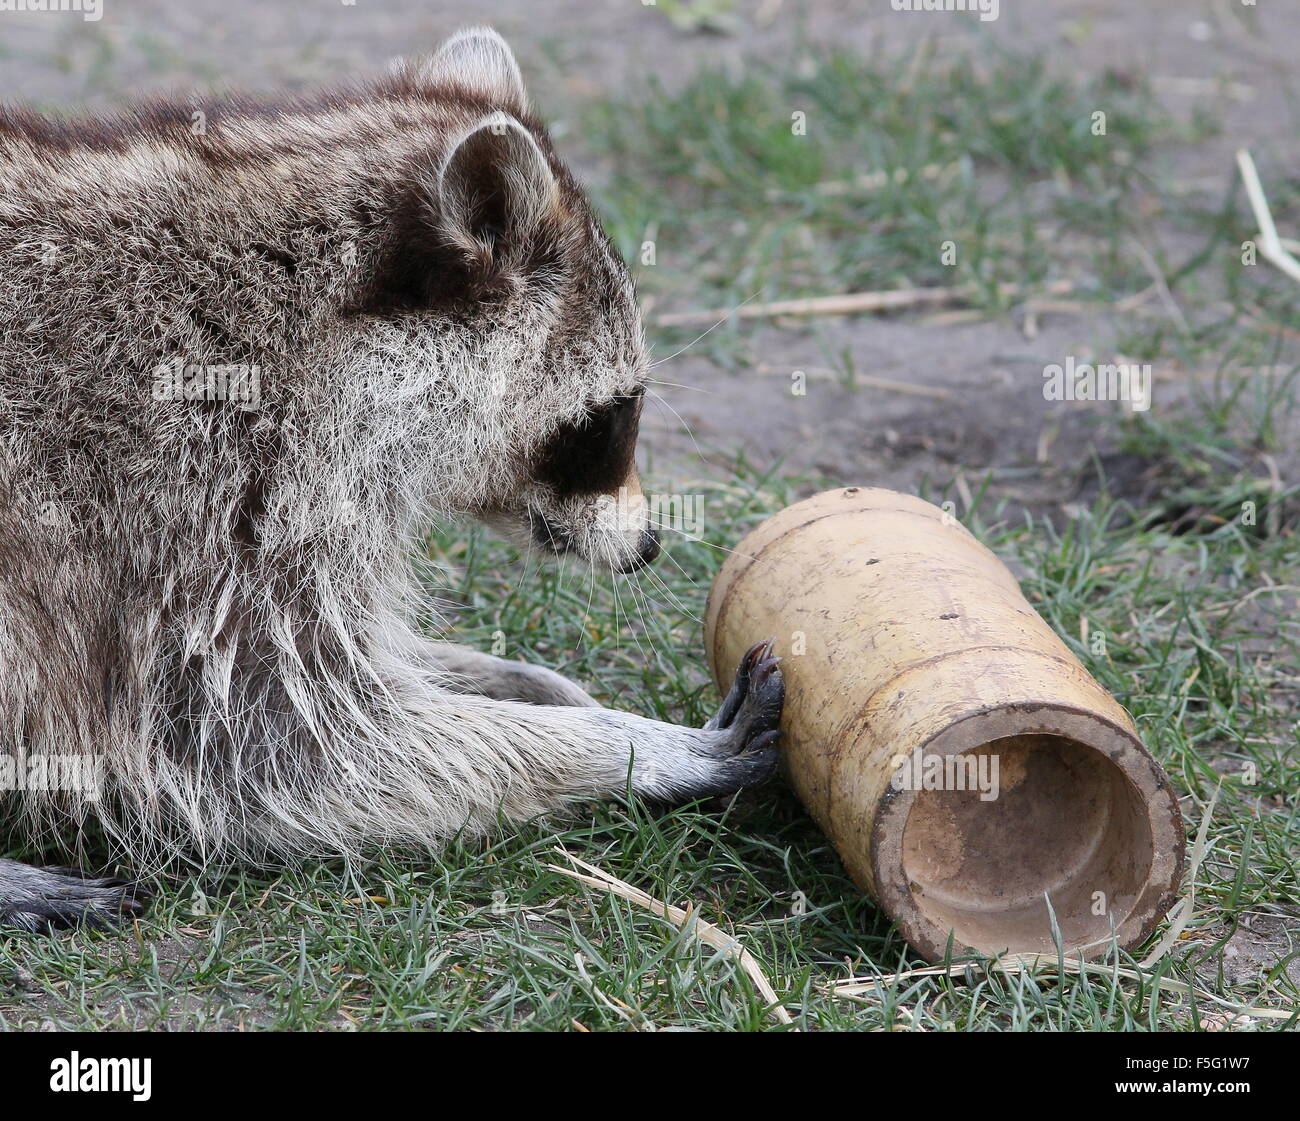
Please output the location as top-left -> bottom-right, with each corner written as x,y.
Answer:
701,638 -> 785,789
0,866 -> 150,934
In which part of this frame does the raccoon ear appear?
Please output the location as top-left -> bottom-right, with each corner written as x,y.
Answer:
434,113 -> 559,273
426,26 -> 527,110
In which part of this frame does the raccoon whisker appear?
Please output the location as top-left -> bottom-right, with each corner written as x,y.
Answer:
638,565 -> 703,624
651,540 -> 705,592
647,290 -> 763,368
618,548 -> 670,626
635,528 -> 698,584
577,561 -> 599,653
631,578 -> 668,647
611,567 -> 653,662
653,523 -> 761,562
642,377 -> 711,394
515,508 -> 552,602
516,510 -> 541,579
621,566 -> 650,636
628,568 -> 675,652
641,511 -> 698,534
645,388 -> 718,470
603,524 -> 659,663
617,521 -> 703,598
552,523 -> 578,592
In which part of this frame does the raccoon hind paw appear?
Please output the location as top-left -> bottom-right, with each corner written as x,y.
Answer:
0,865 -> 150,934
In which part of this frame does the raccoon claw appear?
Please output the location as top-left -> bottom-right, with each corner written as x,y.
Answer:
706,637 -> 777,732
706,638 -> 784,784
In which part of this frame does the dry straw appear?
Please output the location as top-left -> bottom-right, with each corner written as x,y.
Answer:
546,847 -> 795,1027
1237,148 -> 1300,285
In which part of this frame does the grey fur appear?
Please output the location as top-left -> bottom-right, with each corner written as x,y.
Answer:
0,27 -> 782,928
0,859 -> 148,932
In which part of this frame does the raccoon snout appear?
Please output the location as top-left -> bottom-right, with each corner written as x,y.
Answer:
614,527 -> 660,574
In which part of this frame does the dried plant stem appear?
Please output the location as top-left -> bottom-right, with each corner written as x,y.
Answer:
546,847 -> 795,1027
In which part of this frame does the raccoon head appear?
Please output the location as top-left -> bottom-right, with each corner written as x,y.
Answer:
367,27 -> 659,574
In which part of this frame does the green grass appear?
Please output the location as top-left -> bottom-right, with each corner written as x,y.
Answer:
578,38 -> 1300,388
2,463 -> 1296,1031
583,43 -> 1204,319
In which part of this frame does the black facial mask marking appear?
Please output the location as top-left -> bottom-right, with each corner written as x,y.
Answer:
533,386 -> 644,498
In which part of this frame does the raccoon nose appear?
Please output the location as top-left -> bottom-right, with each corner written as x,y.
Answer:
616,527 -> 660,573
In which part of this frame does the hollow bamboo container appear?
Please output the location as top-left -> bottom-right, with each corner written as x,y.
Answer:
704,487 -> 1184,962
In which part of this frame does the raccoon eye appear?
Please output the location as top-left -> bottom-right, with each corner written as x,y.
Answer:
533,386 -> 645,497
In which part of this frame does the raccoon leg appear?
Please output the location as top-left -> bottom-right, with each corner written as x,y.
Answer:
0,859 -> 150,933
419,640 -> 783,796
403,639 -> 784,816
425,642 -> 600,707
136,643 -> 785,854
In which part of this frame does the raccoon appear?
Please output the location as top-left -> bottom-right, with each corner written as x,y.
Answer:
0,27 -> 783,931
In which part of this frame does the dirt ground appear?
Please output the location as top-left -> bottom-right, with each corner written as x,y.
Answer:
4,0 -> 1298,510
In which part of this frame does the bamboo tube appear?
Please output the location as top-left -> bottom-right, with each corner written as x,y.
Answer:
704,488 -> 1185,962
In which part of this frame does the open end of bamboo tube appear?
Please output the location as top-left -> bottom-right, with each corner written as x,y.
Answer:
871,710 -> 1181,961
898,735 -> 1148,954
